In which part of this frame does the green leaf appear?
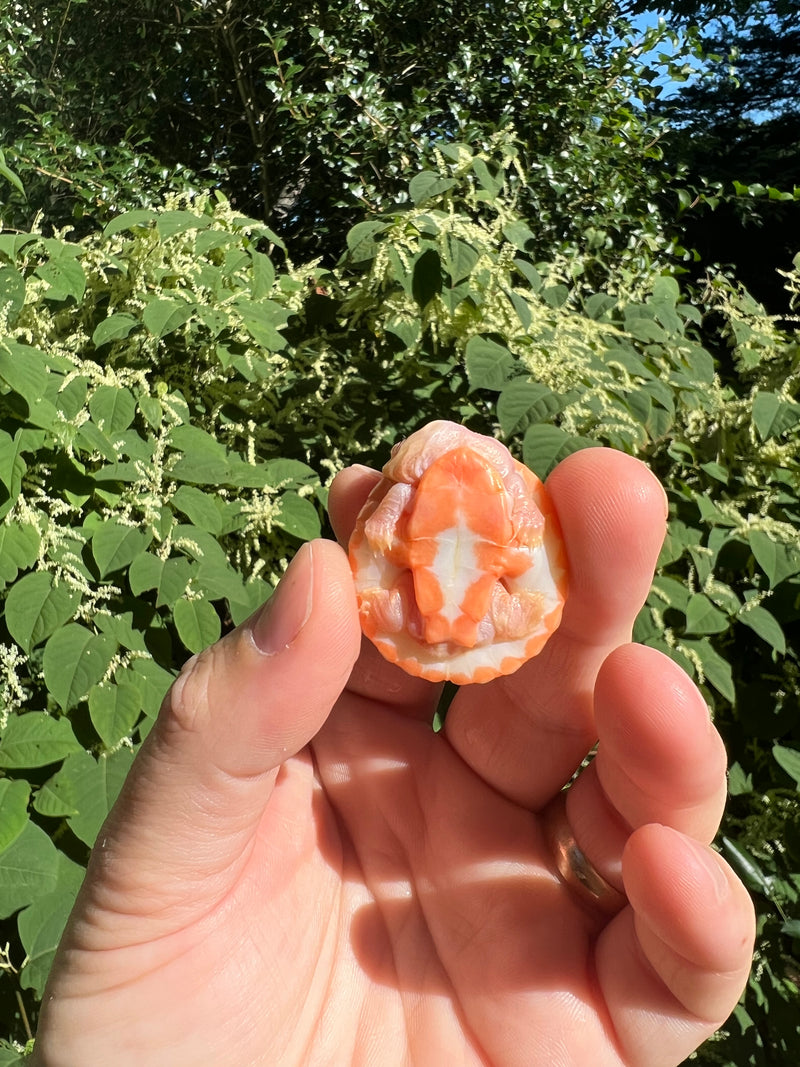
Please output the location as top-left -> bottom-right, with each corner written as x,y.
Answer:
0,149 -> 25,195
0,233 -> 36,261
522,425 -> 596,480
171,485 -> 224,535
345,220 -> 387,262
45,749 -> 136,847
497,379 -> 562,437
95,610 -> 148,654
156,557 -> 194,607
18,854 -> 85,998
92,520 -> 152,578
35,256 -> 86,302
472,157 -> 503,197
444,235 -> 479,285
74,419 -> 116,461
464,336 -> 515,391
103,208 -> 158,236
173,597 -> 221,654
385,318 -> 420,348
227,458 -> 274,489
0,780 -> 30,853
236,299 -> 288,351
682,638 -> 735,703
411,247 -> 442,308
502,221 -> 535,251
408,172 -> 456,205
749,529 -> 800,587
138,393 -> 162,429
699,460 -> 728,484
625,314 -> 667,344
721,837 -> 774,898
0,820 -> 60,920
263,458 -> 318,487
127,551 -> 165,596
0,1043 -> 24,1067
128,658 -> 174,718
773,744 -> 800,788
5,570 -> 82,653
0,429 -> 28,499
513,258 -> 542,292
33,773 -> 79,818
89,681 -> 143,748
752,391 -> 800,440
249,250 -> 276,299
57,375 -> 89,420
0,265 -> 26,322
684,593 -> 729,635
228,577 -> 272,626
156,209 -> 209,239
171,418 -> 228,452
541,284 -> 569,309
193,555 -> 249,605
92,312 -> 140,347
42,624 -> 117,711
727,761 -> 753,796
0,522 -> 40,584
584,293 -> 615,320
143,297 -> 193,338
169,452 -> 231,484
274,492 -> 321,541
505,288 -> 532,330
0,339 -> 50,405
88,385 -> 136,432
650,576 -> 691,613
0,713 -> 82,769
738,605 -> 786,655
651,274 -> 680,306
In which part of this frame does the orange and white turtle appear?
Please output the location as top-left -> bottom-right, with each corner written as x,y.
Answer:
348,421 -> 568,684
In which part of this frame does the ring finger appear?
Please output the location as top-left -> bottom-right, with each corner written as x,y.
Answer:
564,642 -> 729,898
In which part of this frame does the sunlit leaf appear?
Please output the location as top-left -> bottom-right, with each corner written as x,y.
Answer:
464,336 -> 514,391
274,492 -> 320,541
0,821 -> 59,920
88,681 -> 143,748
92,520 -> 152,577
173,597 -> 221,654
5,570 -> 82,653
0,780 -> 30,853
143,297 -> 193,338
42,625 -> 117,711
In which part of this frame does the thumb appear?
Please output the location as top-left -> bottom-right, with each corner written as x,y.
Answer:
87,538 -> 360,920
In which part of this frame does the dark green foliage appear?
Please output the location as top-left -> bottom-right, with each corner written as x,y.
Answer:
1,0 -> 699,282
641,0 -> 800,313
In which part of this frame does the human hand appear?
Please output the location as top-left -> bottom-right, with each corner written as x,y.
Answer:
31,448 -> 754,1067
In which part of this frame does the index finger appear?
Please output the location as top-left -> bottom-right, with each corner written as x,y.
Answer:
444,447 -> 668,808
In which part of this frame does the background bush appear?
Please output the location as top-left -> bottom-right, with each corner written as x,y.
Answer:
1,1 -> 799,1063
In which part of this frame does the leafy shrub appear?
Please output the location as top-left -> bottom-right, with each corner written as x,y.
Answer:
1,0 -> 706,282
1,151 -> 798,1063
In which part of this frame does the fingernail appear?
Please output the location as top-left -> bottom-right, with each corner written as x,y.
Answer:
252,542 -> 314,654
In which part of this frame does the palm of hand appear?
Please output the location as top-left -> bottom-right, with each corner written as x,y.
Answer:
32,451 -> 753,1067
